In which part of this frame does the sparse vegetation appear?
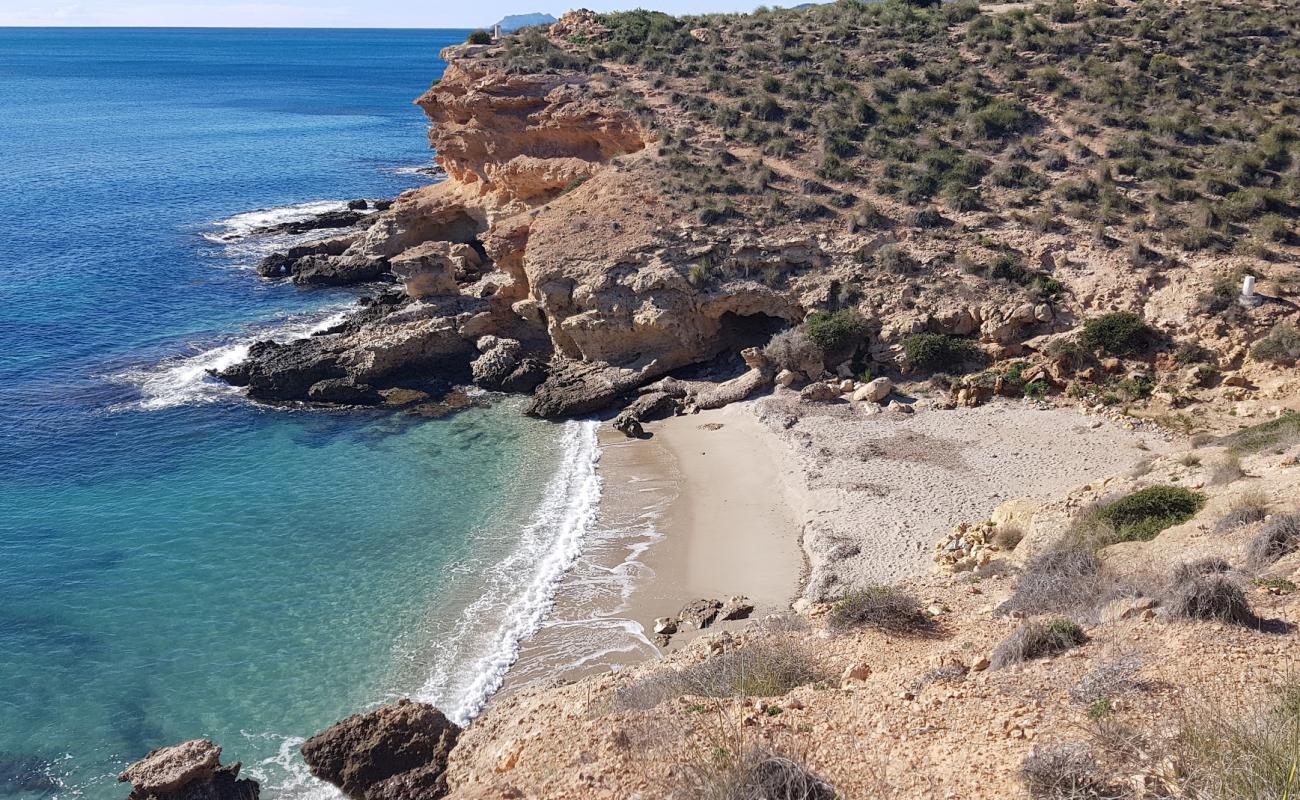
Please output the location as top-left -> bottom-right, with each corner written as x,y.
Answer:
1096,485 -> 1205,543
1176,675 -> 1300,798
1252,324 -> 1300,366
992,619 -> 1087,669
1214,492 -> 1270,533
467,29 -> 492,45
615,638 -> 826,709
828,585 -> 934,635
1000,536 -> 1103,616
1223,413 -> 1300,455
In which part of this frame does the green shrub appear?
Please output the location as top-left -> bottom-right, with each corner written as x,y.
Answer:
1081,312 -> 1156,356
467,29 -> 492,45
804,310 -> 866,354
903,333 -> 981,372
1098,485 -> 1206,543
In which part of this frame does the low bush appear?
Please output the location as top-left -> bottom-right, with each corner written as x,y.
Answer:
828,585 -> 934,635
1097,485 -> 1205,543
689,747 -> 836,800
1245,513 -> 1300,570
1209,454 -> 1246,485
991,619 -> 1088,669
763,327 -> 821,375
1251,324 -> 1300,365
1164,558 -> 1254,625
804,310 -> 866,354
1081,312 -> 1157,356
902,333 -> 982,372
993,524 -> 1025,551
1020,744 -> 1112,800
466,29 -> 492,44
1214,492 -> 1270,533
999,537 -> 1104,616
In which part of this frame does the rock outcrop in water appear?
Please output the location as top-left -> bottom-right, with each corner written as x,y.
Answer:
118,740 -> 258,800
301,699 -> 461,800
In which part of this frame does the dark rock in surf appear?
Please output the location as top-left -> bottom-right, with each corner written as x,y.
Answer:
118,739 -> 258,800
373,199 -> 393,211
217,339 -> 345,401
347,199 -> 369,210
291,256 -> 390,287
307,378 -> 382,406
256,235 -> 358,279
252,209 -> 364,236
301,699 -> 460,800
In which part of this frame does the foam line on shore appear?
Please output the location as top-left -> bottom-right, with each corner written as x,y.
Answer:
417,419 -> 603,725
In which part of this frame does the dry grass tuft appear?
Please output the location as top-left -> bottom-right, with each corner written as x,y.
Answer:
1163,559 -> 1255,625
1214,491 -> 1270,533
614,638 -> 825,710
1245,513 -> 1300,570
1019,743 -> 1121,800
1176,675 -> 1300,798
688,747 -> 836,800
827,585 -> 935,635
991,619 -> 1088,670
1000,537 -> 1104,617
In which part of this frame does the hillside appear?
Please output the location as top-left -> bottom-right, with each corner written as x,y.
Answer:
151,3 -> 1300,799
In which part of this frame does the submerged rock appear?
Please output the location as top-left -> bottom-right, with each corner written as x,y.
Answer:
119,740 -> 258,800
252,209 -> 365,236
301,699 -> 460,800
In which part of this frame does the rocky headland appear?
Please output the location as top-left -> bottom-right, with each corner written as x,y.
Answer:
155,2 -> 1300,798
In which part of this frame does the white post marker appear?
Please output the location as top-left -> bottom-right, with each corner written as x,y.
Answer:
1239,274 -> 1262,307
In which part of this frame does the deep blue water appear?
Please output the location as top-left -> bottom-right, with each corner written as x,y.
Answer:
0,28 -> 595,799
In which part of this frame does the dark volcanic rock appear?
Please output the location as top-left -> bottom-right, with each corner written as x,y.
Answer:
119,740 -> 258,800
253,209 -> 364,236
218,339 -> 345,401
292,256 -> 390,287
307,378 -> 382,405
301,699 -> 460,800
373,199 -> 393,211
347,199 -> 369,210
256,235 -> 358,279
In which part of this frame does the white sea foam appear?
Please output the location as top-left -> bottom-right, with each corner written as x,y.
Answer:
201,200 -> 377,266
416,420 -> 602,725
242,732 -> 343,800
109,307 -> 351,411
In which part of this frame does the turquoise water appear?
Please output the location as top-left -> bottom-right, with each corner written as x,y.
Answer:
0,28 -> 596,799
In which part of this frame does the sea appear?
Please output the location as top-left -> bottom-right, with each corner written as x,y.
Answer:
0,28 -> 658,799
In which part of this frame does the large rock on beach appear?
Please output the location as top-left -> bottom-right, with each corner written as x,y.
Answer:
301,699 -> 461,800
119,739 -> 259,800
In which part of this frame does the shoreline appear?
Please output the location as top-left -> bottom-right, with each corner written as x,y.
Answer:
499,394 -> 1170,701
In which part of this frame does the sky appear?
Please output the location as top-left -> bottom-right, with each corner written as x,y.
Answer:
0,0 -> 767,28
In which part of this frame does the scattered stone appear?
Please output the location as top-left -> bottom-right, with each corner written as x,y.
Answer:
800,382 -> 840,403
653,617 -> 677,635
678,598 -> 724,629
719,595 -> 754,621
853,377 -> 893,403
775,368 -> 798,387
301,699 -> 461,800
841,662 -> 872,683
934,520 -> 1001,573
119,740 -> 258,800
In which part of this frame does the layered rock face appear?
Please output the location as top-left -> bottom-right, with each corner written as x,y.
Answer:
118,740 -> 258,800
300,700 -> 461,800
